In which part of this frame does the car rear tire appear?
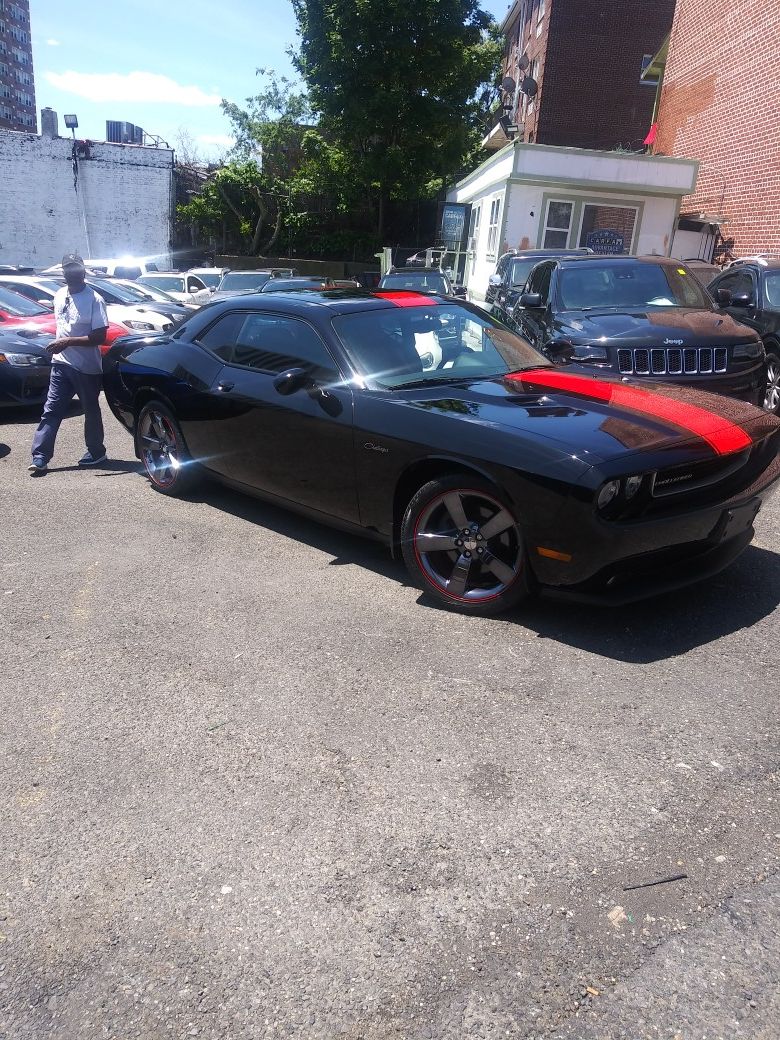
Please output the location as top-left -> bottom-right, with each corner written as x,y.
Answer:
135,400 -> 198,496
764,350 -> 780,415
401,476 -> 530,615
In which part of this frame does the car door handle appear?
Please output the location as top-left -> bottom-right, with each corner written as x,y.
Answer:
217,381 -> 234,392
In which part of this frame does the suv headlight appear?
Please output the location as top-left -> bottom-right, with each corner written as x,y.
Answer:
124,320 -> 155,331
0,351 -> 38,366
733,341 -> 764,360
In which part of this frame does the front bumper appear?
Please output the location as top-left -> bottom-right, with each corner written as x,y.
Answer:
530,450 -> 780,604
0,366 -> 50,406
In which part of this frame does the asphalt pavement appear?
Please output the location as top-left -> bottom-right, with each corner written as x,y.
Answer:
1,401 -> 779,1040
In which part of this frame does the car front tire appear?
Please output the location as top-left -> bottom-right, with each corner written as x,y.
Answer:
401,475 -> 530,615
764,349 -> 780,415
135,400 -> 198,496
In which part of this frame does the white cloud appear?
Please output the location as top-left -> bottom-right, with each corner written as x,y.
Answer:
44,70 -> 222,107
197,134 -> 235,149
46,38 -> 61,47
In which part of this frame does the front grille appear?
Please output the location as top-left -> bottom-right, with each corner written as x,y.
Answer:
617,347 -> 729,375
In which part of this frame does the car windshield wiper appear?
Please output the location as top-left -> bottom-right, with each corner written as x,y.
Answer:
387,374 -> 488,390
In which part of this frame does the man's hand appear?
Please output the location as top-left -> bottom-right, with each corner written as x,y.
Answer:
46,338 -> 70,355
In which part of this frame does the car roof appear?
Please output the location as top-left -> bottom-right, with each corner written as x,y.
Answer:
198,287 -> 470,315
386,267 -> 448,275
554,254 -> 683,266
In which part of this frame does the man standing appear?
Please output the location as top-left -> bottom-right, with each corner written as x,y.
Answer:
29,254 -> 109,475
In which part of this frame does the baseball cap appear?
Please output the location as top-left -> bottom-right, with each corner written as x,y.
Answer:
61,253 -> 86,271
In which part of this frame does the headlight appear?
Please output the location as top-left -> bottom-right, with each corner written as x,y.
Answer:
733,341 -> 764,360
0,352 -> 38,366
124,320 -> 156,331
571,345 -> 608,361
597,480 -> 621,510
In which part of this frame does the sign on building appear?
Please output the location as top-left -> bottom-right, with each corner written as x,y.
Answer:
586,229 -> 625,254
439,203 -> 471,250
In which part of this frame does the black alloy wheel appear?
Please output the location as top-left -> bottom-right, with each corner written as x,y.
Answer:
136,401 -> 197,496
764,350 -> 780,415
402,476 -> 529,615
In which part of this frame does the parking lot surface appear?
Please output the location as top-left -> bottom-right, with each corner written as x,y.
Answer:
1,402 -> 779,1039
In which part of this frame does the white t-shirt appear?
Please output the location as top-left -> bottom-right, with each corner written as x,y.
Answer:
51,285 -> 109,375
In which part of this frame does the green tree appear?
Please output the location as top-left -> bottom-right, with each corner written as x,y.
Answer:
290,0 -> 501,233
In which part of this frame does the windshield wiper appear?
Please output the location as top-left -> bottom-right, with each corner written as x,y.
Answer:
389,374 -> 486,390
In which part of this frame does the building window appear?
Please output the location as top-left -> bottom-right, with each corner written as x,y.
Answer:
578,203 -> 638,253
640,54 -> 659,85
469,204 -> 481,274
542,199 -> 573,248
486,197 -> 502,258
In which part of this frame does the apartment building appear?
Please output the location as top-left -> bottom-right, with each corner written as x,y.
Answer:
0,0 -> 36,132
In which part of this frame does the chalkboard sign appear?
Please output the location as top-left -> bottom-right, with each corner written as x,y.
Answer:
586,229 -> 625,254
440,203 -> 470,250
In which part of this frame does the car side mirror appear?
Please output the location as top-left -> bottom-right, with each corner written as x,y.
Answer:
452,286 -> 467,299
730,291 -> 754,308
549,339 -> 575,362
488,274 -> 502,288
519,292 -> 543,309
273,367 -> 310,396
715,288 -> 732,307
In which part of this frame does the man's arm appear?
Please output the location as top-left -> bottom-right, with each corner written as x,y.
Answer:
47,327 -> 108,354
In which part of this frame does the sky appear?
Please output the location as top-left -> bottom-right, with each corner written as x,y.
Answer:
30,0 -> 512,161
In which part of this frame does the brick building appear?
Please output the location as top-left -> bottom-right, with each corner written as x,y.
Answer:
0,0 -> 36,132
484,0 -> 674,152
653,0 -> 780,259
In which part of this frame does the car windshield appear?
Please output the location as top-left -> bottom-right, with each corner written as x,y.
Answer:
0,286 -> 48,316
120,280 -> 176,303
381,272 -> 449,294
219,272 -> 272,291
332,303 -> 549,389
508,258 -> 539,288
557,261 -> 712,311
140,275 -> 185,293
89,278 -> 144,304
764,272 -> 780,308
194,272 -> 222,289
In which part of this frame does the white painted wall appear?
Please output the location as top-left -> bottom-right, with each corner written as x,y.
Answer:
513,143 -> 698,194
0,130 -> 174,267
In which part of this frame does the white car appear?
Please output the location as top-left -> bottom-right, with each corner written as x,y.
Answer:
0,275 -> 177,334
137,273 -> 212,306
187,267 -> 230,292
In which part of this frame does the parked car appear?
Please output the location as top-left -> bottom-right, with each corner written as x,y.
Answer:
83,278 -> 191,329
102,288 -> 780,615
0,275 -> 179,334
259,277 -> 335,292
405,246 -> 449,267
506,255 -> 766,405
136,273 -> 211,306
378,267 -> 466,297
114,279 -> 198,311
42,257 -> 164,279
707,259 -> 780,414
187,266 -> 230,291
487,248 -> 593,313
0,329 -> 52,407
211,270 -> 277,301
0,285 -> 57,333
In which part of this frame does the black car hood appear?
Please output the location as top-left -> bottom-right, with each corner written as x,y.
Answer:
558,307 -> 759,345
401,367 -> 778,465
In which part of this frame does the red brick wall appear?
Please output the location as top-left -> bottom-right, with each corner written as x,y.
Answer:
656,0 -> 780,256
537,0 -> 674,150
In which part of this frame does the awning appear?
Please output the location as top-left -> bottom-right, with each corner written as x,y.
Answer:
641,35 -> 669,81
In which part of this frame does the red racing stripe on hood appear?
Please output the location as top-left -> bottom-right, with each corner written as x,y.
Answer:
373,291 -> 438,308
506,368 -> 753,456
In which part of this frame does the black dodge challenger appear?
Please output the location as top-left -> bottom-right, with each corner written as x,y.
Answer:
102,289 -> 780,614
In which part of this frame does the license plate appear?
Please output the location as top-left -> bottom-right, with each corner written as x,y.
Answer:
713,501 -> 761,543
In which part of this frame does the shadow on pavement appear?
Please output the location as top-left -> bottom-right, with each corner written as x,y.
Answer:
515,543 -> 780,663
198,480 -> 780,656
46,459 -> 144,475
199,481 -> 411,586
0,444 -> 9,459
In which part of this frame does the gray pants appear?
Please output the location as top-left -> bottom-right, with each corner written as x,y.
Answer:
31,363 -> 105,464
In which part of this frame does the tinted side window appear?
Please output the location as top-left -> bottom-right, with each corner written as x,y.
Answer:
496,256 -> 509,278
716,270 -> 753,297
230,314 -> 339,380
195,311 -> 248,361
528,263 -> 553,303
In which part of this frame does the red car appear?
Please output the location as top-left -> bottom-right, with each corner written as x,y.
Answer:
0,284 -> 127,352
